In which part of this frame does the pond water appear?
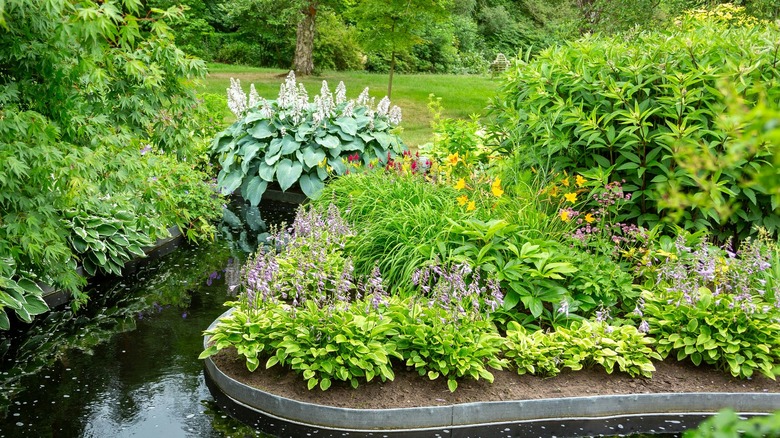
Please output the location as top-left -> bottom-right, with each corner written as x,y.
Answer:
0,199 -> 686,438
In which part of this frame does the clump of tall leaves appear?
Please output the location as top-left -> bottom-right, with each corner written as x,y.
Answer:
490,4 -> 780,241
0,0 -> 219,326
211,72 -> 406,204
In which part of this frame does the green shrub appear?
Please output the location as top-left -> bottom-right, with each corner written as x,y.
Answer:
490,5 -> 780,241
211,72 -> 406,204
684,409 -> 780,438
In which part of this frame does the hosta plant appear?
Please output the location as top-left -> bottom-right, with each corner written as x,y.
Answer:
63,206 -> 152,277
211,73 -> 406,204
0,258 -> 49,330
639,237 -> 780,379
503,319 -> 659,378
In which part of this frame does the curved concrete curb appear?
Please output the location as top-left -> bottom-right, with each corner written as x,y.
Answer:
204,309 -> 780,436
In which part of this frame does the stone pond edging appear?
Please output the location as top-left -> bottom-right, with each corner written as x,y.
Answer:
203,308 -> 780,437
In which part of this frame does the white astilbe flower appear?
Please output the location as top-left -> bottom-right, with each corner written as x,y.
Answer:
376,96 -> 391,117
227,77 -> 247,118
248,84 -> 260,109
335,81 -> 347,105
356,87 -> 371,106
388,105 -> 402,125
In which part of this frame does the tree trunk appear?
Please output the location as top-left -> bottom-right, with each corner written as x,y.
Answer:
387,20 -> 396,99
293,3 -> 317,76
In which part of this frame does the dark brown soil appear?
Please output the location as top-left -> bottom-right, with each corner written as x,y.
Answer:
212,349 -> 780,409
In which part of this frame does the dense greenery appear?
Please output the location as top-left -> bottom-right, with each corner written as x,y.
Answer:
0,0 -> 223,327
490,5 -> 780,242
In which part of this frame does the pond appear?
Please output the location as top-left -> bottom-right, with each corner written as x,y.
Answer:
0,198 -> 686,438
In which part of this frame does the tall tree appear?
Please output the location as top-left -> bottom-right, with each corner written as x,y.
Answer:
353,0 -> 450,98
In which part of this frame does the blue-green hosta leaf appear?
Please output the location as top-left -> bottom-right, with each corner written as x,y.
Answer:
327,145 -> 343,158
298,173 -> 324,199
315,134 -> 340,149
328,157 -> 346,176
276,159 -> 303,192
265,151 -> 282,166
246,176 -> 268,207
222,208 -> 242,229
294,123 -> 315,142
248,120 -> 275,139
279,135 -> 301,155
354,114 -> 371,128
211,133 -> 235,153
342,137 -> 365,152
373,131 -> 392,149
218,168 -> 244,195
268,137 -> 284,157
258,161 -> 276,182
334,117 -> 358,136
317,165 -> 328,180
240,142 -> 262,173
301,145 -> 326,168
245,206 -> 266,231
243,110 -> 268,124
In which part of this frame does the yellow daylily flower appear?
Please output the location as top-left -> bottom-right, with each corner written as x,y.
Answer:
564,192 -> 577,203
560,210 -> 571,222
584,213 -> 595,223
576,175 -> 586,187
467,201 -> 476,211
457,195 -> 468,206
447,152 -> 460,166
455,178 -> 466,190
491,178 -> 504,197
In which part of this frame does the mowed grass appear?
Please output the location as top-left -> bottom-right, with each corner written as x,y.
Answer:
200,63 -> 501,147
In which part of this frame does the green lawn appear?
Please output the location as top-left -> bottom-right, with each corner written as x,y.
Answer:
200,63 -> 501,147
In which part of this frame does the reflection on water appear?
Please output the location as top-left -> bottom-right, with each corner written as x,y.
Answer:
0,199 -> 295,437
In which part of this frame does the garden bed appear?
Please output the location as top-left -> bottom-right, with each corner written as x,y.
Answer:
211,347 -> 780,410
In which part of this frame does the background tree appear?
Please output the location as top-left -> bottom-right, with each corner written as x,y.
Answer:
353,0 -> 451,98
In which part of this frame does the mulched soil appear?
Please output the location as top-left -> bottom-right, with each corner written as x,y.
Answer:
211,348 -> 780,409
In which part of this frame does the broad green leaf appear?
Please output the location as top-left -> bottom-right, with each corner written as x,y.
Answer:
320,378 -> 331,391
334,117 -> 358,136
0,311 -> 9,330
276,159 -> 303,192
258,162 -> 276,182
22,294 -> 48,316
267,137 -> 284,157
279,135 -> 300,155
328,157 -> 346,176
0,291 -> 22,310
16,279 -> 43,295
218,168 -> 244,195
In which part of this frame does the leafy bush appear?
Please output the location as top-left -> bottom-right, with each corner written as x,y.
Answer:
64,206 -> 152,277
0,259 -> 49,330
503,319 -> 660,378
639,237 -> 780,378
211,72 -> 406,204
490,5 -> 780,240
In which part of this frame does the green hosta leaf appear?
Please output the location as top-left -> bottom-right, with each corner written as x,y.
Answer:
198,346 -> 218,359
342,137 -> 365,152
110,234 -> 130,247
248,120 -> 274,139
0,291 -> 22,310
307,378 -> 318,390
246,176 -> 268,207
22,294 -> 48,316
373,131 -> 393,149
240,142 -> 262,173
315,134 -> 340,149
447,378 -> 458,392
328,157 -> 346,176
301,145 -> 326,168
268,137 -> 284,157
126,244 -> 145,258
276,159 -> 303,192
16,279 -> 43,295
334,117 -> 358,136
0,311 -> 9,330
93,251 -> 107,266
96,224 -> 118,236
298,173 -> 324,199
83,258 -> 97,276
14,305 -> 31,323
258,162 -> 276,182
320,378 -> 331,391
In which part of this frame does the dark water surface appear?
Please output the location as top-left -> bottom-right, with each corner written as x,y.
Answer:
0,199 -> 295,437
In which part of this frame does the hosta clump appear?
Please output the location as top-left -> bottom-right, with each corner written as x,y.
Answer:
639,237 -> 780,378
201,205 -> 400,390
0,257 -> 49,330
63,206 -> 152,276
211,73 -> 406,205
390,262 -> 507,392
503,320 -> 659,378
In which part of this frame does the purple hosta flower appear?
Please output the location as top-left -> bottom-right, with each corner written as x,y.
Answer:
595,307 -> 610,323
557,299 -> 570,318
206,270 -> 221,287
335,81 -> 347,105
638,320 -> 650,333
488,279 -> 504,311
181,312 -> 187,319
140,144 -> 152,155
335,259 -> 354,305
